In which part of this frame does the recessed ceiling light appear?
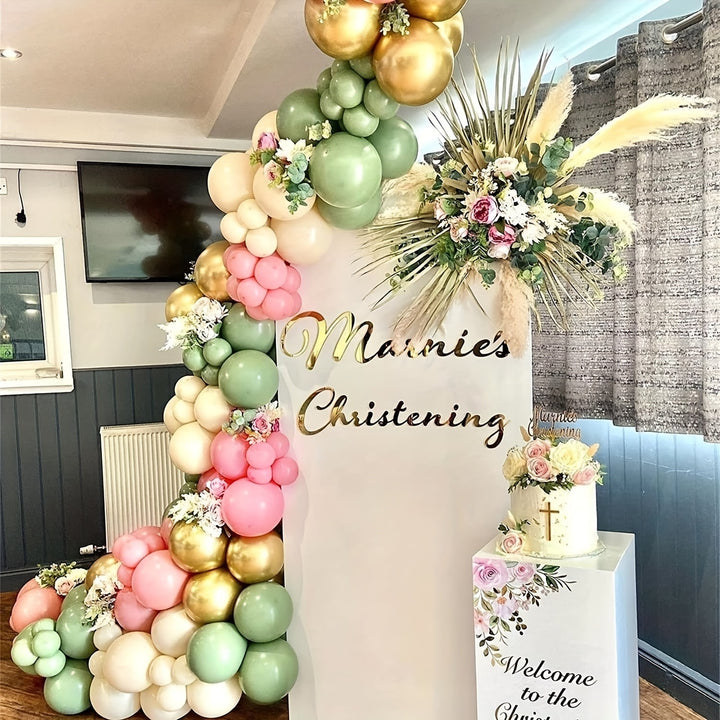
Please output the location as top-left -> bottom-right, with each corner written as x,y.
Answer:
0,48 -> 23,59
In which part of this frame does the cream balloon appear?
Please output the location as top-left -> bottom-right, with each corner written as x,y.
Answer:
187,677 -> 242,718
245,226 -> 278,258
168,422 -> 214,475
93,622 -> 123,652
271,205 -> 333,265
251,110 -> 278,149
157,683 -> 189,713
174,375 -> 205,403
252,167 -> 315,221
236,199 -> 269,230
89,677 -> 141,720
88,650 -> 106,677
207,152 -> 255,213
151,605 -> 202,659
192,386 -> 233,433
103,631 -> 160,694
163,397 -> 182,435
171,398 -> 195,426
220,212 -> 249,245
149,655 -> 175,687
171,655 -> 197,686
140,684 -> 190,720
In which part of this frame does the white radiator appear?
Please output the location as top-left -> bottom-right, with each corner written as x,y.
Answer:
100,423 -> 183,547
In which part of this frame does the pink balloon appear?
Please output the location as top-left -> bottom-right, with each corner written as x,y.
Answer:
17,578 -> 40,598
227,274 -> 241,302
236,277 -> 268,307
289,292 -> 303,316
198,467 -> 231,492
210,432 -> 250,480
246,442 -> 277,469
133,526 -> 166,553
281,265 -> 302,294
245,304 -> 269,321
254,255 -> 288,290
114,588 -> 158,632
271,456 -> 299,486
266,431 -> 290,458
224,245 -> 258,279
117,564 -> 135,588
132,550 -> 190,611
160,517 -> 174,545
247,466 -> 273,484
9,586 -> 64,633
113,535 -> 150,569
261,288 -> 295,321
221,479 -> 284,537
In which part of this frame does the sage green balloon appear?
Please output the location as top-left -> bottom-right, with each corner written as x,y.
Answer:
233,582 -> 293,643
187,622 -> 247,684
328,69 -> 365,109
35,650 -> 66,678
349,55 -> 375,79
62,585 -> 87,610
316,67 -> 332,94
203,337 -> 233,366
342,104 -> 380,138
56,604 -> 95,659
43,658 -> 92,715
330,59 -> 350,75
316,190 -> 382,230
220,303 -> 275,353
178,481 -> 198,496
32,629 -> 62,659
182,345 -> 206,372
368,116 -> 419,179
239,639 -> 299,705
309,133 -> 382,209
363,79 -> 399,120
218,350 -> 279,409
320,90 -> 344,121
10,636 -> 37,668
200,363 -> 220,386
276,88 -> 325,142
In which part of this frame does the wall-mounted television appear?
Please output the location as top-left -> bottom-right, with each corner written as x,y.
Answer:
77,161 -> 224,282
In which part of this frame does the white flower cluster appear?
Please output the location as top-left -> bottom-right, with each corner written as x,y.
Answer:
167,490 -> 225,538
158,296 -> 228,351
83,574 -> 123,630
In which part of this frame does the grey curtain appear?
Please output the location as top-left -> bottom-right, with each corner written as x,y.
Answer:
532,0 -> 720,443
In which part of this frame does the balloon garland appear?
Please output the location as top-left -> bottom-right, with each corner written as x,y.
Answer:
8,1 -> 467,716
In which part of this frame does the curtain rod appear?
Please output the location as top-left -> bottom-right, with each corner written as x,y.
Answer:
587,9 -> 703,80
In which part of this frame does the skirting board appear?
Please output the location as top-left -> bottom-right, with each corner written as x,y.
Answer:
639,641 -> 719,719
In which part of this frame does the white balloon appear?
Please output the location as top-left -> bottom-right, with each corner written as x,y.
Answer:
163,397 -> 182,435
171,398 -> 195,425
193,386 -> 233,434
157,683 -> 189,713
171,655 -> 197,686
251,110 -> 278,148
271,205 -> 334,265
207,152 -> 255,214
237,199 -> 269,230
151,606 -> 201,659
140,684 -> 190,720
220,212 -> 248,245
187,677 -> 242,718
93,622 -> 124,651
149,654 -> 175,687
168,422 -> 214,475
174,375 -> 205,403
103,631 -> 160,694
88,650 -> 106,677
90,677 -> 141,720
245,226 -> 278,258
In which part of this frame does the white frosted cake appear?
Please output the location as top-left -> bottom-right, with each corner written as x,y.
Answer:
497,436 -> 604,559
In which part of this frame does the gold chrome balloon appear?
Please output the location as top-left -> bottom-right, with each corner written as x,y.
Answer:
226,532 -> 284,584
169,522 -> 229,573
402,0 -> 467,22
373,17 -> 454,106
164,282 -> 203,322
304,0 -> 381,60
182,568 -> 242,623
435,11 -> 464,56
193,240 -> 230,301
84,554 -> 120,590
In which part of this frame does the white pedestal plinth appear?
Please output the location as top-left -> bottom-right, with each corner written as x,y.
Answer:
472,531 -> 639,720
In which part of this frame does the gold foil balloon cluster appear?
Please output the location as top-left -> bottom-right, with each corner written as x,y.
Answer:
305,0 -> 466,106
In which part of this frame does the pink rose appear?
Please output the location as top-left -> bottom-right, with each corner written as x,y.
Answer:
527,456 -> 555,480
524,438 -> 551,459
500,531 -> 524,555
572,465 -> 597,485
54,577 -> 74,596
492,594 -> 518,620
252,415 -> 271,435
473,558 -> 511,592
263,160 -> 284,183
512,562 -> 536,584
487,225 -> 517,259
474,608 -> 490,635
469,195 -> 500,224
433,199 -> 447,221
257,132 -> 278,151
449,217 -> 469,242
206,477 -> 228,498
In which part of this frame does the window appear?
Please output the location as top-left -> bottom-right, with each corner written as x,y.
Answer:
0,237 -> 73,394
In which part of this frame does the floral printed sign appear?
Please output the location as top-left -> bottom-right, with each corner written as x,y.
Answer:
473,557 -> 573,665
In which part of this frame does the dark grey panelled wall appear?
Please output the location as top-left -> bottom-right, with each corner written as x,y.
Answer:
0,364 -> 185,588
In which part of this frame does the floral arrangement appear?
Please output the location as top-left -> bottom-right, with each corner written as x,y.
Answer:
223,401 -> 282,443
167,489 -> 225,538
158,296 -> 228,351
361,43 -> 715,354
35,562 -> 87,596
497,511 -> 529,554
250,133 -> 324,215
83,574 -> 123,630
502,435 -> 603,495
473,556 -> 573,664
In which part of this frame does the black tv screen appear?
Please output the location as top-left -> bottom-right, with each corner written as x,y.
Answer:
77,162 -> 224,282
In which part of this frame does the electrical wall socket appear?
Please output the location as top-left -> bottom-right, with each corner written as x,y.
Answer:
0,178 -> 7,195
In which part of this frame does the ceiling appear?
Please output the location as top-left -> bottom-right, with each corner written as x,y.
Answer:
0,0 -> 702,158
